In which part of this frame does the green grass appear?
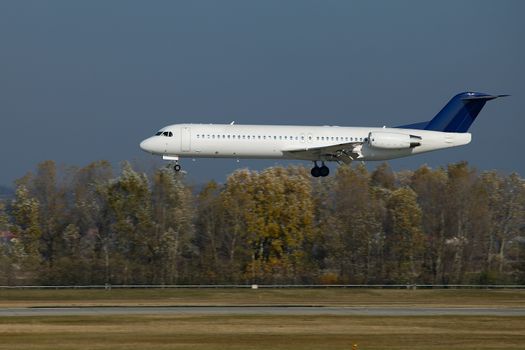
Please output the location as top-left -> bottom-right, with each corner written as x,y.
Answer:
1,288 -> 524,308
0,315 -> 524,350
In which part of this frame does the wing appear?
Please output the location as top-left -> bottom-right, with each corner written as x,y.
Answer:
283,142 -> 364,164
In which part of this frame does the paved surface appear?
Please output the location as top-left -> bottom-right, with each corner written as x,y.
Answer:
1,306 -> 525,317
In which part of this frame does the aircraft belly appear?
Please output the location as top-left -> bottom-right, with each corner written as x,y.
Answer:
363,148 -> 414,161
183,142 -> 283,159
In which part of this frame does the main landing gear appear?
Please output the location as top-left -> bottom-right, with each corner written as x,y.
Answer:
311,161 -> 329,177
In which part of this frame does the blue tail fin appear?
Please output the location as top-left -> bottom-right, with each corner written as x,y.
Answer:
397,92 -> 508,132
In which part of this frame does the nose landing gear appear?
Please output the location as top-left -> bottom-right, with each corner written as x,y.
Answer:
163,155 -> 182,173
311,161 -> 329,177
165,159 -> 182,172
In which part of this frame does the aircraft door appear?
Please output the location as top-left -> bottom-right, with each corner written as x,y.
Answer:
181,127 -> 191,152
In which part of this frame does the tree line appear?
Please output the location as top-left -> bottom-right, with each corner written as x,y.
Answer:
0,160 -> 524,285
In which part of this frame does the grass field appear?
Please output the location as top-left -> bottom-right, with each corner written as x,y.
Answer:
1,314 -> 524,350
1,288 -> 524,308
1,289 -> 524,349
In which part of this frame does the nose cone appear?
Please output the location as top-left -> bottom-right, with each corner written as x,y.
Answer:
140,137 -> 154,153
140,136 -> 166,154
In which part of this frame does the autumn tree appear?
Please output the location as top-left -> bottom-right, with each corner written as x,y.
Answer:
103,162 -> 153,284
194,181 -> 222,281
242,167 -> 317,283
0,200 -> 15,284
410,165 -> 448,283
383,187 -> 424,283
150,169 -> 195,284
9,185 -> 42,283
371,162 -> 396,190
444,162 -> 491,283
323,165 -> 382,283
219,169 -> 257,282
31,161 -> 67,267
1,159 -> 524,286
481,171 -> 525,282
68,161 -> 114,284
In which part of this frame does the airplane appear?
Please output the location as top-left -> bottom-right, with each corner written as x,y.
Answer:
139,92 -> 507,177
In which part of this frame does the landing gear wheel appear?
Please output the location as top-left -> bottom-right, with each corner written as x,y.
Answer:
174,164 -> 181,172
311,166 -> 321,177
311,161 -> 330,178
319,165 -> 329,177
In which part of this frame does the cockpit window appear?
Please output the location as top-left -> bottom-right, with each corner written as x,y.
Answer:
156,131 -> 173,137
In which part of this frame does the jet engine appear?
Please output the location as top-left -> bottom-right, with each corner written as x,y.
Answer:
368,132 -> 421,149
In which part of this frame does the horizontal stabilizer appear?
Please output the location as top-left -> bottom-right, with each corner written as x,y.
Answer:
461,94 -> 509,101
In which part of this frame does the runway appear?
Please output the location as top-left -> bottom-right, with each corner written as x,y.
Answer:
1,306 -> 525,317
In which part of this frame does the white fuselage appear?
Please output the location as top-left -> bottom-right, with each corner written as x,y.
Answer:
139,123 -> 471,162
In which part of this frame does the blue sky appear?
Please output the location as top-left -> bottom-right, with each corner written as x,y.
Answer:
0,1 -> 523,186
